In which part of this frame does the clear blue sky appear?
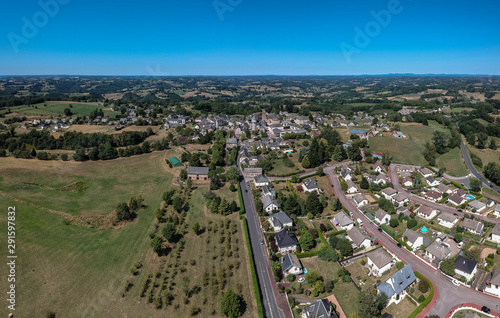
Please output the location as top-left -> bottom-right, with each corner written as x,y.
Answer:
1,0 -> 499,75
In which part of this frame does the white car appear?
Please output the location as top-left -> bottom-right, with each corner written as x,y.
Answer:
298,277 -> 305,283
452,279 -> 460,286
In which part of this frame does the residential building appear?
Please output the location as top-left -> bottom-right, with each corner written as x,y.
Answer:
460,219 -> 484,235
454,255 -> 478,281
382,187 -> 398,200
437,212 -> 459,228
367,248 -> 393,277
402,229 -> 431,249
275,230 -> 298,253
377,264 -> 416,306
468,200 -> 486,212
417,206 -> 437,220
402,177 -> 413,187
333,212 -> 354,231
494,204 -> 500,218
243,167 -> 263,178
374,161 -> 384,173
187,166 -> 209,180
301,299 -> 339,318
392,193 -> 409,206
491,224 -> 500,243
346,180 -> 358,194
262,195 -> 280,213
426,176 -> 440,187
419,167 -> 434,178
254,174 -> 270,188
375,209 -> 391,225
424,190 -> 442,202
448,193 -> 466,206
280,253 -> 303,276
262,185 -> 274,197
437,184 -> 452,194
302,178 -> 319,193
352,193 -> 369,207
374,173 -> 389,185
485,269 -> 500,297
269,211 -> 293,232
347,226 -> 372,249
340,168 -> 352,181
226,137 -> 238,149
425,241 -> 451,264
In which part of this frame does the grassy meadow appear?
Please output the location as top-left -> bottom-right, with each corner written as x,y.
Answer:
369,121 -> 449,166
1,100 -> 120,118
0,151 -> 255,317
435,147 -> 468,177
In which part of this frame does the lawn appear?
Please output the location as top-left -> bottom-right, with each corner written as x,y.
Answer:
300,258 -> 360,317
369,121 -> 450,166
436,148 -> 469,177
346,255 -> 399,291
466,144 -> 500,172
385,296 -> 418,318
484,187 -> 500,203
452,309 -> 490,318
0,152 -> 255,318
268,157 -> 301,176
1,100 -> 120,118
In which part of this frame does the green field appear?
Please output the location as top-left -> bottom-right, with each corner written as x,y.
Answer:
0,152 -> 255,317
369,121 -> 449,166
467,144 -> 500,171
0,101 -> 120,118
436,148 -> 469,177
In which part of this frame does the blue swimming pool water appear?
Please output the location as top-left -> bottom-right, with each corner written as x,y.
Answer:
466,195 -> 475,200
421,227 -> 428,233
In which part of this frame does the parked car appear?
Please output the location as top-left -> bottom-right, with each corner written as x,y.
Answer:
481,306 -> 491,313
260,239 -> 264,245
396,243 -> 402,248
298,277 -> 305,283
377,227 -> 383,232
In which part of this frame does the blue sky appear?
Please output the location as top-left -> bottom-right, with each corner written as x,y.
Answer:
1,0 -> 499,75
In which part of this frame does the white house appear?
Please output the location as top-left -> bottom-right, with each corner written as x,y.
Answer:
374,173 -> 389,185
392,193 -> 409,206
302,178 -> 319,193
468,200 -> 486,212
262,194 -> 280,213
419,167 -> 434,178
437,184 -> 452,194
377,264 -> 416,306
352,193 -> 369,207
374,161 -> 384,173
454,255 -> 478,281
347,226 -> 372,249
254,174 -> 270,188
269,211 -> 293,232
460,219 -> 484,235
425,241 -> 451,263
417,206 -> 437,220
485,269 -> 500,297
340,168 -> 352,181
374,209 -> 391,225
275,230 -> 298,254
280,253 -> 303,276
402,177 -> 413,187
426,176 -> 440,187
367,248 -> 393,277
333,212 -> 354,231
346,180 -> 358,194
381,187 -> 397,200
494,204 -> 500,218
491,224 -> 500,243
448,193 -> 466,206
402,229 -> 431,249
437,212 -> 459,228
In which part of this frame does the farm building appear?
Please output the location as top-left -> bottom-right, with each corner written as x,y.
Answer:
169,157 -> 183,167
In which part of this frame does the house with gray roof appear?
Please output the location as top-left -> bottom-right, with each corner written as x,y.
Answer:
494,204 -> 500,218
347,226 -> 371,249
262,185 -> 274,197
333,212 -> 354,231
392,193 -> 409,206
437,212 -> 459,228
485,269 -> 500,297
402,229 -> 431,249
352,193 -> 368,207
302,178 -> 319,193
301,299 -> 339,318
425,241 -> 451,264
254,174 -> 270,188
460,219 -> 484,235
382,187 -> 397,200
187,166 -> 209,180
262,194 -> 280,213
280,253 -> 303,276
275,229 -> 298,253
491,223 -> 500,243
377,264 -> 416,305
269,211 -> 293,232
367,248 -> 393,277
468,200 -> 486,212
417,205 -> 437,220
448,193 -> 466,206
437,183 -> 452,194
454,255 -> 477,281
225,137 -> 238,149
375,209 -> 391,225
346,180 -> 358,194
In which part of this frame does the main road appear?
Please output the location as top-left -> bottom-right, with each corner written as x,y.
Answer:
239,176 -> 283,318
459,134 -> 500,193
324,165 -> 500,317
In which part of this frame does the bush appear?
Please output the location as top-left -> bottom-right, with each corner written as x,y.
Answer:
286,274 -> 295,282
418,279 -> 429,293
389,218 -> 399,228
417,295 -> 425,303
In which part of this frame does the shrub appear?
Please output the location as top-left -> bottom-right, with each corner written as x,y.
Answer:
287,274 -> 295,282
418,279 -> 429,293
417,295 -> 425,303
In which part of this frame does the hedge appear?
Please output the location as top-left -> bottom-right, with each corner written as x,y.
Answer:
381,224 -> 395,238
450,180 -> 466,190
408,272 -> 434,318
237,183 -> 245,215
327,230 -> 347,237
394,236 -> 413,251
296,250 -> 321,258
311,222 -> 329,245
241,217 -> 264,318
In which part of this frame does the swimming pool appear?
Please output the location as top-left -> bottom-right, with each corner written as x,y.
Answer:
466,194 -> 475,200
421,227 -> 428,233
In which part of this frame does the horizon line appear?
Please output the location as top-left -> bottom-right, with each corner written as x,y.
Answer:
1,73 -> 499,77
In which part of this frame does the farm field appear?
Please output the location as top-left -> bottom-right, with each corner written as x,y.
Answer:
0,101 -> 120,118
369,121 -> 449,166
0,151 -> 255,317
436,147 -> 469,177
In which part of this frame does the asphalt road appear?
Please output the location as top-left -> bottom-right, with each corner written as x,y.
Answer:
239,177 -> 283,318
460,135 -> 500,193
324,166 -> 500,317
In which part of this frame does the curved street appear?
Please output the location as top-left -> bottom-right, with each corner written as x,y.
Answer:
324,165 -> 500,317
